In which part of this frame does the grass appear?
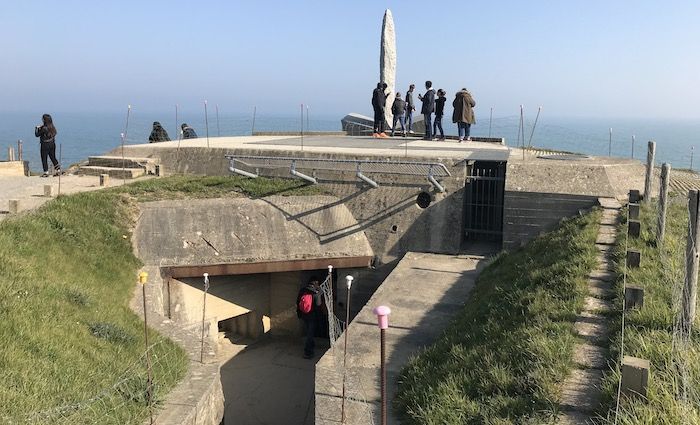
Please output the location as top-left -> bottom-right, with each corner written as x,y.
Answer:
113,174 -> 322,202
598,195 -> 700,424
395,210 -> 601,424
0,175 -> 318,424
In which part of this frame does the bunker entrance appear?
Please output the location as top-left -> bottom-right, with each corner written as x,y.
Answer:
462,160 -> 506,247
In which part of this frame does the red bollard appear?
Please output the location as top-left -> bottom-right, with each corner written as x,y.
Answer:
373,305 -> 391,425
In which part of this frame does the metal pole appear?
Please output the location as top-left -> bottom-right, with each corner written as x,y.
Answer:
306,105 -> 310,133
691,147 -> 695,171
175,104 -> 181,164
341,276 -> 353,424
631,135 -> 635,159
251,106 -> 257,135
373,306 -> 391,425
216,104 -> 220,137
657,163 -> 671,246
488,107 -> 493,138
608,127 -> 613,157
526,106 -> 541,148
139,272 -> 154,425
58,144 -> 62,196
300,103 -> 304,151
643,141 -> 656,204
519,105 -> 525,161
204,100 -> 210,148
200,273 -> 210,363
682,190 -> 700,335
121,105 -> 131,186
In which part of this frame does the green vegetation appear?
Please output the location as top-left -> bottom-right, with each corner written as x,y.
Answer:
0,175 -> 317,424
396,211 -> 601,424
598,196 -> 700,424
115,174 -> 322,201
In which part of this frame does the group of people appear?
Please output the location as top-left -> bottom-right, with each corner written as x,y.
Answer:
148,122 -> 198,142
372,81 -> 476,142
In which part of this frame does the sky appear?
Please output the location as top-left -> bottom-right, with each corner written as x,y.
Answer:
1,0 -> 699,119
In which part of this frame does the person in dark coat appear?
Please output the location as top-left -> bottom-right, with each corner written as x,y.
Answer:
391,93 -> 407,137
181,123 -> 198,139
404,84 -> 415,133
452,88 -> 476,142
296,277 -> 323,359
148,121 -> 171,143
371,82 -> 388,138
418,81 -> 435,140
432,89 -> 446,141
34,114 -> 61,177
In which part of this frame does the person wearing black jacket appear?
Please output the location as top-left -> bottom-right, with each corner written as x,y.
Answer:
296,278 -> 323,359
432,89 -> 446,140
418,81 -> 436,140
148,121 -> 171,143
34,114 -> 61,177
391,93 -> 407,137
404,84 -> 415,133
181,123 -> 198,139
371,82 -> 388,138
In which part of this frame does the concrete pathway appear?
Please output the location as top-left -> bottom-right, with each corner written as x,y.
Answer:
218,337 -> 323,425
314,251 -> 491,424
558,198 -> 620,424
0,174 -> 132,221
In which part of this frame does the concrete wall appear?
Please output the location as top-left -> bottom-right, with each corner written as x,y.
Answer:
0,161 -> 29,176
123,145 -> 468,266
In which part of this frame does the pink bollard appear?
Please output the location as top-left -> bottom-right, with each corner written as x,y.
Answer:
373,305 -> 391,329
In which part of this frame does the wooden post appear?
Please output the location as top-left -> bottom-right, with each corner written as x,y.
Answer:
8,199 -> 20,214
682,190 -> 700,333
643,141 -> 656,204
17,140 -> 23,161
628,220 -> 641,238
43,185 -> 53,197
621,356 -> 650,399
625,285 -> 644,310
99,174 -> 109,187
629,189 -> 641,204
629,203 -> 640,220
627,250 -> 641,268
657,163 -> 671,246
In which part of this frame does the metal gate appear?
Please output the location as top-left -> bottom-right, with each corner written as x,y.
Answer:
462,161 -> 506,244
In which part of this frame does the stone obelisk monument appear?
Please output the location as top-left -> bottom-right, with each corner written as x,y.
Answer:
380,9 -> 396,130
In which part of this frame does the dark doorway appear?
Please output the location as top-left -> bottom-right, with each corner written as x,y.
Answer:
462,161 -> 506,247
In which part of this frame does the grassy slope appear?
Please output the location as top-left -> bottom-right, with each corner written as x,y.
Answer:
599,196 -> 700,424
395,211 -> 600,425
0,175 -> 318,424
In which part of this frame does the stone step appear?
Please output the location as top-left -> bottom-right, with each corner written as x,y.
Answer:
76,166 -> 145,179
595,233 -> 617,245
87,155 -> 158,169
584,296 -> 613,312
573,343 -> 607,369
588,278 -> 614,297
590,269 -> 615,282
557,411 -> 592,425
575,311 -> 609,342
560,369 -> 604,412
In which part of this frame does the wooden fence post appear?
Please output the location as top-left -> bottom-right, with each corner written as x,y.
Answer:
682,190 -> 700,333
643,141 -> 656,204
657,163 -> 671,245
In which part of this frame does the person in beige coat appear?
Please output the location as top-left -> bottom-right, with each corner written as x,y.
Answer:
452,88 -> 476,142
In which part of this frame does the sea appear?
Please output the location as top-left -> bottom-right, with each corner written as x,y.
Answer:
1,111 -> 698,172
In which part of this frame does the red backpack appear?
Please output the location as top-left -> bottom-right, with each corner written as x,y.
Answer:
298,293 -> 313,314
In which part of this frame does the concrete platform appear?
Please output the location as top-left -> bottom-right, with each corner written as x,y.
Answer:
314,251 -> 492,424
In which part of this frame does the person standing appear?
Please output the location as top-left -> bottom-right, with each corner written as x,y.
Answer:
34,114 -> 61,177
404,84 -> 416,134
418,81 -> 436,140
391,93 -> 407,137
148,121 -> 171,142
296,277 -> 323,359
433,89 -> 446,141
452,88 -> 476,142
371,82 -> 389,138
181,123 -> 198,139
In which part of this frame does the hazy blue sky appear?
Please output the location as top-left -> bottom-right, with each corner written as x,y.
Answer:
1,1 -> 699,119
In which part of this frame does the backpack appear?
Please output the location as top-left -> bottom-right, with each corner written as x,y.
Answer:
298,293 -> 313,315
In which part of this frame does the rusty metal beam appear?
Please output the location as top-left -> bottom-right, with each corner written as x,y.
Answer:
163,256 -> 373,278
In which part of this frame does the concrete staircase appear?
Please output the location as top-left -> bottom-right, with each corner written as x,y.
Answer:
76,155 -> 159,179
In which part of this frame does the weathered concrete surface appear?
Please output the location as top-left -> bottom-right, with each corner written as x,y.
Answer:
131,268 -> 224,425
0,174 -> 138,221
0,160 -> 28,176
380,9 -> 396,128
134,196 -> 373,268
315,251 -> 491,424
